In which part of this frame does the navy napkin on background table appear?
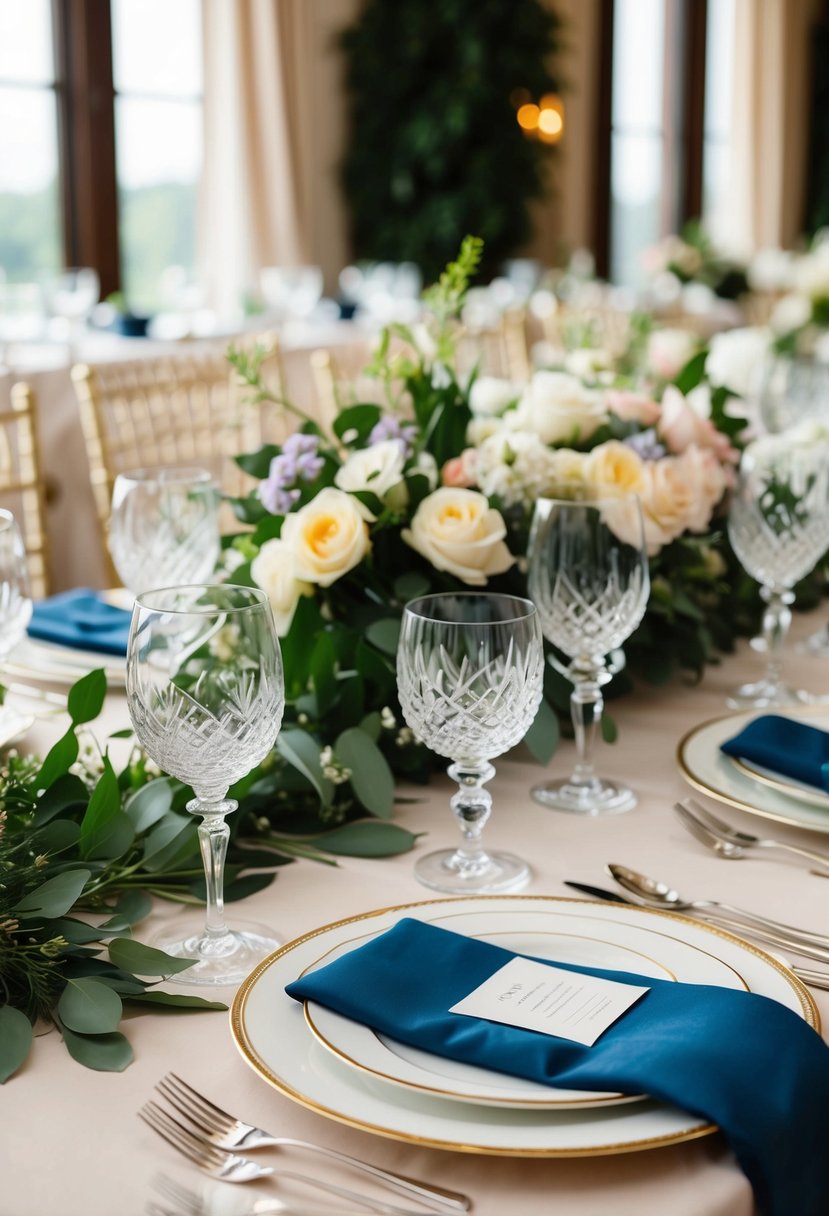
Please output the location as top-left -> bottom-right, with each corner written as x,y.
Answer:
287,917 -> 829,1216
27,589 -> 131,656
721,713 -> 829,792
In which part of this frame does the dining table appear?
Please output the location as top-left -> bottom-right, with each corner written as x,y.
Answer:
4,607 -> 829,1216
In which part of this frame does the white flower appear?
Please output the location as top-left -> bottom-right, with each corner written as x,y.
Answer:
280,487 -> 371,587
646,328 -> 697,381
705,327 -> 770,398
402,487 -> 514,585
563,348 -> 613,379
769,292 -> 812,336
410,322 -> 438,361
747,248 -> 794,293
467,416 -> 503,446
410,450 -> 438,489
793,246 -> 829,301
334,440 -> 406,516
251,538 -> 312,635
509,371 -> 606,445
475,429 -> 561,508
469,375 -> 519,416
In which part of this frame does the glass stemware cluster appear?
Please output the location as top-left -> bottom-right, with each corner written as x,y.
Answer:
0,509 -> 32,661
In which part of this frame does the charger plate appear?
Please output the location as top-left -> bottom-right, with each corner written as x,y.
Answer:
230,895 -> 816,1157
678,707 -> 829,833
8,637 -> 126,688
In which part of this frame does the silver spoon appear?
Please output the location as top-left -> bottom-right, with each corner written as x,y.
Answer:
606,863 -> 829,959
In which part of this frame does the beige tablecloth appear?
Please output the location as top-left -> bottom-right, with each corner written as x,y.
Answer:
5,614 -> 829,1216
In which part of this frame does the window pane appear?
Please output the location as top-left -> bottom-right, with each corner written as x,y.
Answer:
611,0 -> 665,133
112,0 -> 202,97
610,132 -> 663,287
0,0 -> 54,85
704,0 -> 736,139
0,87 -> 60,279
115,97 -> 202,312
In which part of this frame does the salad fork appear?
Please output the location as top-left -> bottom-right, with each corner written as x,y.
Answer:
140,1102 -> 431,1216
674,798 -> 829,872
155,1073 -> 470,1212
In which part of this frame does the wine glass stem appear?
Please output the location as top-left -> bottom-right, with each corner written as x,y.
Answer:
569,664 -> 611,788
447,760 -> 495,870
191,797 -> 235,939
760,585 -> 794,691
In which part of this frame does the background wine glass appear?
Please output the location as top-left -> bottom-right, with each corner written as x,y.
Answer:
397,592 -> 543,893
726,441 -> 829,708
108,467 -> 220,597
0,508 -> 33,661
41,266 -> 100,351
126,584 -> 284,985
528,493 -> 650,815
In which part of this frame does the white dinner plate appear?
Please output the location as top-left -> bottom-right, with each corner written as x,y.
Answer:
0,704 -> 35,748
731,756 -> 829,812
8,637 -> 126,689
230,895 -> 816,1157
678,707 -> 829,833
304,907 -> 746,1110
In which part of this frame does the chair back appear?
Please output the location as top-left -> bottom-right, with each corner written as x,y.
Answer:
72,334 -> 287,580
0,382 -> 50,598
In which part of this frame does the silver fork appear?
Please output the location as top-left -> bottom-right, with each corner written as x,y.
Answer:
674,797 -> 829,872
155,1073 -> 470,1212
139,1102 -> 431,1216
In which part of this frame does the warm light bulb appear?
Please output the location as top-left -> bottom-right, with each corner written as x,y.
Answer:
517,103 -> 540,131
538,108 -> 563,136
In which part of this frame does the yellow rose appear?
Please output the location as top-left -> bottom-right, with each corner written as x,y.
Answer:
402,487 -> 514,586
583,441 -> 648,497
281,487 -> 371,587
251,538 -> 312,635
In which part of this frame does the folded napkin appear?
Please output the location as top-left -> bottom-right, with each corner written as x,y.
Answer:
721,713 -> 829,791
287,917 -> 829,1216
27,589 -> 131,656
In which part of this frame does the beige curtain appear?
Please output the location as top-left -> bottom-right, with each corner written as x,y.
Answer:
198,0 -> 311,318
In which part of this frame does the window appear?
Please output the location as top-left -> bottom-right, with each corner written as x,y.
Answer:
701,0 -> 736,241
0,0 -> 202,306
0,0 -> 61,280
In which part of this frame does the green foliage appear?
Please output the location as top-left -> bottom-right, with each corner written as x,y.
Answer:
340,0 -> 562,279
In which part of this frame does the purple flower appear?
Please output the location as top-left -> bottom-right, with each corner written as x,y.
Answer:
258,434 -> 324,515
259,479 -> 300,515
624,429 -> 667,461
368,415 -> 419,459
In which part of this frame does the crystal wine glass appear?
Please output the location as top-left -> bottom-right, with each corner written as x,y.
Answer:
126,584 -> 284,985
727,440 -> 829,708
397,593 -> 543,893
109,467 -> 221,597
0,509 -> 33,660
527,494 -> 650,815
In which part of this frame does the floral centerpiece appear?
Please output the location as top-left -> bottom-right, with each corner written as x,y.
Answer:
224,238 -> 765,814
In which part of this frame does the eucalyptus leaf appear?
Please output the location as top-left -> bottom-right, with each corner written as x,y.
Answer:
67,668 -> 107,725
359,711 -> 382,742
36,726 -> 79,791
523,697 -> 560,766
51,917 -> 121,945
277,730 -> 334,808
601,713 -> 618,744
334,727 -> 395,818
58,978 -> 123,1034
107,937 -> 197,976
61,1026 -> 133,1072
125,779 -> 174,832
393,572 -> 431,601
123,991 -> 227,1011
314,820 -> 420,857
14,869 -> 90,919
189,872 -> 274,903
84,811 -> 135,862
142,812 -> 194,867
35,819 -> 81,853
0,1006 -> 33,1082
32,773 -> 89,826
79,757 -> 123,857
114,889 -> 153,925
365,618 -> 401,655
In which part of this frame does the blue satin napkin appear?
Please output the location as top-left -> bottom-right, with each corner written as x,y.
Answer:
287,917 -> 829,1216
27,589 -> 131,656
721,714 -> 829,791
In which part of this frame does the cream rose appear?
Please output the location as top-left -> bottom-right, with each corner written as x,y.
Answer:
402,487 -> 514,585
281,487 -> 370,587
583,441 -> 648,497
646,328 -> 697,381
469,376 -> 519,417
705,327 -> 770,398
251,538 -> 313,635
334,440 -> 406,515
658,385 -> 738,464
509,371 -> 606,445
606,389 -> 662,427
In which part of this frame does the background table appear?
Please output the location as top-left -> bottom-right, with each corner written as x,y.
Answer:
5,613 -> 829,1216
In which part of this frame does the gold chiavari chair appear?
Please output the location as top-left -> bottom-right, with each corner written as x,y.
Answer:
0,383 -> 50,599
71,334 -> 287,582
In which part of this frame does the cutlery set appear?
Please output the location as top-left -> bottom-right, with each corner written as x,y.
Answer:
141,1072 -> 471,1216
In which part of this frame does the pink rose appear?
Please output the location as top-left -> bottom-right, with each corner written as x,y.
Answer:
658,386 -> 738,464
606,389 -> 662,427
441,448 -> 478,488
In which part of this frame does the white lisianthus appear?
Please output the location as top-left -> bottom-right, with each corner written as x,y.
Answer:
793,246 -> 829,301
402,487 -> 514,585
281,487 -> 370,587
705,327 -> 770,398
646,328 -> 697,381
475,430 -> 561,508
469,375 -> 519,416
251,539 -> 313,635
334,440 -> 406,518
563,348 -> 614,379
769,292 -> 812,336
410,450 -> 439,489
509,371 -> 606,445
467,415 -> 503,446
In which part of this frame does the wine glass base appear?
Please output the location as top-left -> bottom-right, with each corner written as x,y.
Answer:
531,778 -> 637,816
150,919 -> 280,987
414,849 -> 530,895
726,680 -> 808,710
